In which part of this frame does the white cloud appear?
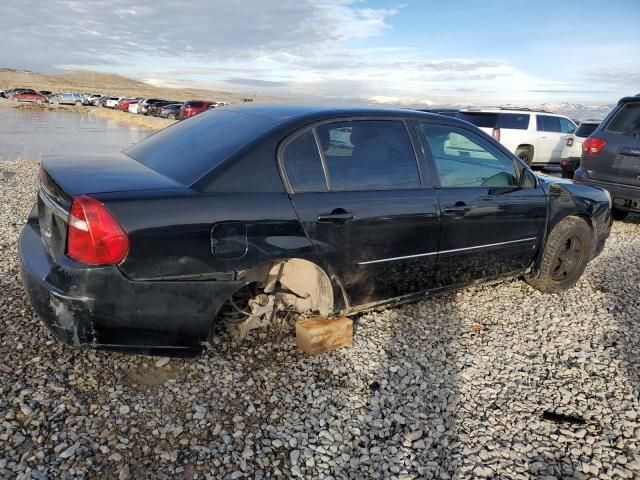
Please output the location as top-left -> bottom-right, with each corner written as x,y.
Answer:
0,0 -> 633,104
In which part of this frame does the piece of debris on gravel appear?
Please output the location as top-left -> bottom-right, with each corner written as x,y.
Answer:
1,158 -> 639,479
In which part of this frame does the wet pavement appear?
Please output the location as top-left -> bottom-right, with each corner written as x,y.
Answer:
0,107 -> 151,161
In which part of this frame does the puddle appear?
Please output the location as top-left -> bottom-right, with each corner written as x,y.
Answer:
0,107 -> 151,161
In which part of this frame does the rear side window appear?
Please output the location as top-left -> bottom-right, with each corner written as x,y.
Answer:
420,123 -> 518,188
606,103 -> 640,136
282,131 -> 327,192
187,101 -> 204,108
559,117 -> 576,133
457,113 -> 498,128
124,110 -> 277,185
536,115 -> 561,132
315,120 -> 420,191
575,123 -> 599,138
499,113 -> 530,130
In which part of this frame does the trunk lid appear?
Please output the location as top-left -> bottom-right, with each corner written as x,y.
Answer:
37,153 -> 185,261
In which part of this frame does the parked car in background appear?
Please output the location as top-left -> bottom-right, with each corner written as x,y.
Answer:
179,100 -> 214,119
575,95 -> 640,220
2,88 -> 36,98
560,120 -> 600,178
50,93 -> 88,106
8,91 -> 48,103
104,97 -> 123,108
457,108 -> 577,168
96,96 -> 110,107
19,105 -> 611,354
86,94 -> 103,105
156,103 -> 183,119
147,100 -> 181,117
138,98 -> 164,115
117,98 -> 141,111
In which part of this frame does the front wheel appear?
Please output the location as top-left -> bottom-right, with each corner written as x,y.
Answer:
168,113 -> 176,120
524,216 -> 593,293
611,208 -> 629,221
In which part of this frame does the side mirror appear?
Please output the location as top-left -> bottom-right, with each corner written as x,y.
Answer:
521,168 -> 537,188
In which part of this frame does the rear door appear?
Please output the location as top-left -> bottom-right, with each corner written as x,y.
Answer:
536,115 -> 563,163
417,121 -> 547,287
281,118 -> 441,307
583,101 -> 640,187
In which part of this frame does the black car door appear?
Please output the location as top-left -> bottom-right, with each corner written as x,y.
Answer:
280,118 -> 441,308
416,121 -> 547,287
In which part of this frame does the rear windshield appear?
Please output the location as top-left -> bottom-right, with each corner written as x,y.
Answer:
575,123 -> 599,138
457,112 -> 529,130
124,110 -> 278,185
186,101 -> 204,108
606,103 -> 640,137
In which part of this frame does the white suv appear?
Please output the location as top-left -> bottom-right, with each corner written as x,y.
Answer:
456,108 -> 577,167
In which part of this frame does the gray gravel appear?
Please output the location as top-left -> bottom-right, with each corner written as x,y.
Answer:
1,159 -> 639,479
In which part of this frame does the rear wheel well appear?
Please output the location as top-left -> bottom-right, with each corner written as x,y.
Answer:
212,259 -> 336,338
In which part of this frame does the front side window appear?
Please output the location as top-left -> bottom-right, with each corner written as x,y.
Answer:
282,131 -> 327,192
420,123 -> 518,188
606,103 -> 640,137
559,117 -> 576,134
536,115 -> 561,132
315,120 -> 420,191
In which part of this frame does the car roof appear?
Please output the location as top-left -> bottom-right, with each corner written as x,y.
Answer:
218,103 -> 444,124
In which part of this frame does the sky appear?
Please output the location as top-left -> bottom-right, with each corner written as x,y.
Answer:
1,0 -> 638,106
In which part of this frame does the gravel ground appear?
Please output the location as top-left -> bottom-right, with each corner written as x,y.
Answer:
1,159 -> 639,479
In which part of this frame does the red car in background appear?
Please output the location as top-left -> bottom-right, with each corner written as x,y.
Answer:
8,91 -> 48,103
117,98 -> 140,111
179,100 -> 214,119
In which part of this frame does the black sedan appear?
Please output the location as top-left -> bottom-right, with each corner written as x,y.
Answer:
19,105 -> 612,355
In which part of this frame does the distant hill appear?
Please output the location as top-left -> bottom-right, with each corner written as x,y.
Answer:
0,69 -> 286,103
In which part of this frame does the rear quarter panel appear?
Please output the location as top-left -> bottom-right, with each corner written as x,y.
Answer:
96,190 -> 318,281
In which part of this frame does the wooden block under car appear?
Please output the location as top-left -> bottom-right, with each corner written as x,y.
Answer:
296,316 -> 353,355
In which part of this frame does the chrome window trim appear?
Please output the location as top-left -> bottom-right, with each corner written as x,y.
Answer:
358,237 -> 537,265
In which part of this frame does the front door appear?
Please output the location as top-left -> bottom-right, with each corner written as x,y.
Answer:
417,121 -> 547,288
281,119 -> 441,308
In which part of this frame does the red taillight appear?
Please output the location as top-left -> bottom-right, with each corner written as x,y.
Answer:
67,195 -> 129,265
582,137 -> 607,155
492,127 -> 500,141
566,137 -> 574,147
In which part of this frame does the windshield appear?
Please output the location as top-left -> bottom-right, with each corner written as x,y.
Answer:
124,109 -> 278,185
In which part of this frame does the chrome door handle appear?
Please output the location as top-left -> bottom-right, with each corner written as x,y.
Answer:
443,205 -> 470,216
317,212 -> 355,224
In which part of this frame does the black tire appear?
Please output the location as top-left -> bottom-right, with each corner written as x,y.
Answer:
611,208 -> 629,221
515,147 -> 533,167
525,216 -> 593,293
74,100 -> 81,106
168,113 -> 176,120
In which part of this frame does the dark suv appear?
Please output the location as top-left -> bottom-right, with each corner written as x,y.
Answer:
575,95 -> 640,220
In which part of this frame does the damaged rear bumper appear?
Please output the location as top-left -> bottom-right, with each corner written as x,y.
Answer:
19,223 -> 243,355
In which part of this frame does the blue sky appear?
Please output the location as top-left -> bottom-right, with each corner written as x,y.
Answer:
1,0 -> 638,105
